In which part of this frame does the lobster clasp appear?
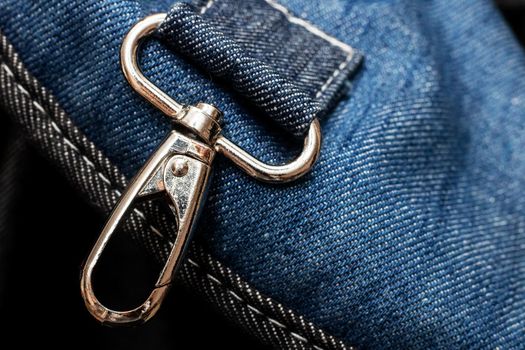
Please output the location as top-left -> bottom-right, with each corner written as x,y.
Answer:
81,103 -> 220,325
81,13 -> 322,326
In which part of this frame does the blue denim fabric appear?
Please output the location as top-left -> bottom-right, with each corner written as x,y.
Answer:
157,2 -> 361,137
1,0 -> 525,348
158,3 -> 321,138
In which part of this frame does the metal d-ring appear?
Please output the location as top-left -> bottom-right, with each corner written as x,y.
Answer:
120,13 -> 322,183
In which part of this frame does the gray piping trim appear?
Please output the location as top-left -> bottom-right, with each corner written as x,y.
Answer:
0,32 -> 353,350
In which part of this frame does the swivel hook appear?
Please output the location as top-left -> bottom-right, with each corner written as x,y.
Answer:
80,13 -> 322,326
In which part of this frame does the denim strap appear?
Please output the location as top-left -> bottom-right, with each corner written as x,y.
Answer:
157,1 -> 362,137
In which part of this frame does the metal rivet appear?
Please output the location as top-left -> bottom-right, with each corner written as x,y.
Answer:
171,158 -> 189,177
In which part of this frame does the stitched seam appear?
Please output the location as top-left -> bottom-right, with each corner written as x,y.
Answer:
199,0 -> 355,103
200,0 -> 215,14
1,62 -> 166,240
264,0 -> 355,100
263,0 -> 355,100
315,55 -> 353,99
1,61 -> 331,350
186,258 -> 325,350
264,0 -> 353,55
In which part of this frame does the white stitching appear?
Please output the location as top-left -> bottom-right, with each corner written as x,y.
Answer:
1,63 -> 166,240
1,62 -> 330,350
200,0 -> 215,14
198,0 -> 356,101
228,289 -> 243,302
315,55 -> 353,99
247,304 -> 264,315
185,256 -> 330,349
148,224 -> 164,238
82,155 -> 97,170
0,62 -> 13,77
31,99 -> 47,115
264,0 -> 354,55
262,0 -> 355,100
206,273 -> 222,285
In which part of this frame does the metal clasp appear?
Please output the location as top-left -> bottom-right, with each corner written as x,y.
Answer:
80,13 -> 322,326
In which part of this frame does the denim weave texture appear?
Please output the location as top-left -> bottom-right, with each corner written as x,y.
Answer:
1,0 -> 524,349
158,2 -> 320,138
157,2 -> 361,137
